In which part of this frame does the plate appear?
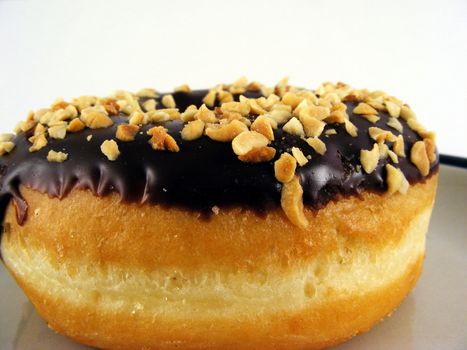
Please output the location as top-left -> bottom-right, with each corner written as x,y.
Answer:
1,163 -> 466,350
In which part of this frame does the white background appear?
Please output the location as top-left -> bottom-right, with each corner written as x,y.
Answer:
0,0 -> 466,157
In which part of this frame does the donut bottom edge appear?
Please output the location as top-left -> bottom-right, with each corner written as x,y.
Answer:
1,203 -> 432,350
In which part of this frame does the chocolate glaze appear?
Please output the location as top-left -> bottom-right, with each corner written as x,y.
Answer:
0,90 -> 438,228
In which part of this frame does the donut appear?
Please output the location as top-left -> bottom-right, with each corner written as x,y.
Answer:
0,78 -> 438,349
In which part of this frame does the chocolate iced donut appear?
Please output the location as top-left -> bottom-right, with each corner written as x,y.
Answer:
0,78 -> 438,349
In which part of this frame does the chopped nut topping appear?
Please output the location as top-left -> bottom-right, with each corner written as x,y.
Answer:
148,126 -> 180,152
28,134 -> 47,152
424,137 -> 436,163
203,90 -> 216,107
0,133 -> 14,142
238,146 -> 276,163
86,135 -> 93,142
283,117 -> 305,137
129,111 -> 147,125
181,105 -> 198,122
407,118 -> 426,136
282,92 -> 302,109
378,142 -> 389,159
387,117 -> 403,133
344,119 -> 358,137
80,106 -> 113,129
217,90 -> 234,103
142,99 -> 157,112
410,141 -> 430,176
206,120 -> 248,142
100,139 -> 120,161
274,152 -> 297,183
393,135 -> 405,157
181,119 -> 205,141
116,124 -> 139,142
368,127 -> 397,143
195,104 -> 217,123
388,150 -> 399,163
268,109 -> 292,124
291,147 -> 308,166
325,128 -> 337,135
101,99 -> 119,116
281,176 -> 309,229
136,88 -> 157,98
305,137 -> 326,155
299,114 -> 325,138
48,121 -> 67,139
161,94 -> 176,108
360,143 -> 379,173
232,131 -> 270,156
353,102 -> 378,115
0,141 -> 15,155
220,101 -> 251,117
47,150 -> 68,163
399,105 -> 416,120
386,164 -> 409,195
251,115 -> 274,141
239,96 -> 267,115
67,118 -> 85,132
174,84 -> 191,93
359,114 -> 380,123
385,101 -> 401,118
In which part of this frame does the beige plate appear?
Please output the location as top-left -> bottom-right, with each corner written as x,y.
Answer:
0,164 -> 466,350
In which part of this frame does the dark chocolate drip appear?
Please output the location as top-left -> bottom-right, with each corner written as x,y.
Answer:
0,90 -> 438,228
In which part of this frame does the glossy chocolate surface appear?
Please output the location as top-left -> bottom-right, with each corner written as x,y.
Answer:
0,90 -> 438,226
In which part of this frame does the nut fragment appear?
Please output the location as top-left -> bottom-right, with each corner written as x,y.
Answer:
205,120 -> 248,142
393,135 -> 405,157
174,84 -> 191,93
116,124 -> 139,141
400,105 -> 416,120
100,139 -> 120,161
387,117 -> 403,133
0,141 -> 15,155
80,107 -> 113,129
353,102 -> 378,115
281,92 -> 302,109
128,111 -> 147,125
148,126 -> 180,152
274,152 -> 297,183
67,118 -> 85,132
324,129 -> 337,135
359,114 -> 380,123
424,137 -> 436,163
291,147 -> 308,166
48,122 -> 67,139
305,137 -> 326,155
238,146 -> 276,163
28,134 -> 47,152
299,114 -> 325,137
386,164 -> 409,195
344,119 -> 358,137
203,90 -> 216,107
360,143 -> 379,173
251,115 -> 274,140
47,150 -> 68,163
280,176 -> 309,229
195,104 -> 217,123
283,117 -> 305,137
385,101 -> 401,118
220,101 -> 250,117
142,99 -> 157,112
231,131 -> 269,156
181,119 -> 205,141
368,127 -> 397,143
136,88 -> 157,98
161,94 -> 176,108
410,141 -> 430,176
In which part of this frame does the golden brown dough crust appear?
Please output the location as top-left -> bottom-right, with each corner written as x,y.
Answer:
1,175 -> 437,349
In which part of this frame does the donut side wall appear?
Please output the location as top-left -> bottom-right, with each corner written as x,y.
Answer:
0,175 -> 437,349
